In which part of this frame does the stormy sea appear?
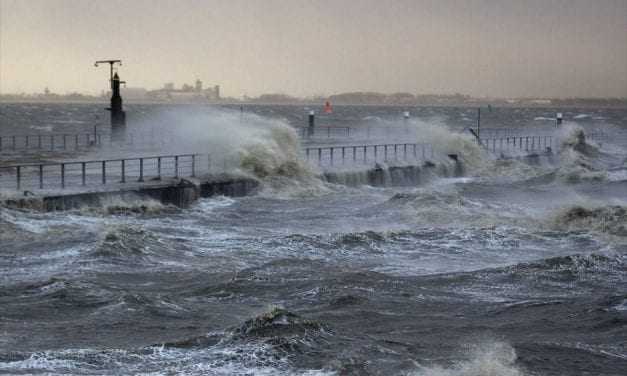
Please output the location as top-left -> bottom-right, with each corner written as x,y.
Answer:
1,104 -> 626,375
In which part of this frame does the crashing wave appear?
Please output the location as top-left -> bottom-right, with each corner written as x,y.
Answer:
237,123 -> 329,197
551,205 -> 627,237
553,124 -> 608,183
505,253 -> 623,279
90,225 -> 159,259
79,196 -> 173,215
162,306 -> 328,359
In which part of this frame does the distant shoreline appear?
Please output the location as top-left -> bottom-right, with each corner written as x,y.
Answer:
1,99 -> 626,109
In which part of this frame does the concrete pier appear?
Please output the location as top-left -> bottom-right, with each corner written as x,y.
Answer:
1,175 -> 259,211
0,159 -> 460,212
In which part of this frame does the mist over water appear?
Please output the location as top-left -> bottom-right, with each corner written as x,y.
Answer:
1,104 -> 626,375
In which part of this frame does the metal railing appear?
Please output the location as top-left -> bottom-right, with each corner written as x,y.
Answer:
0,133 -> 106,152
477,131 -> 609,155
0,154 -> 202,192
479,135 -> 556,154
304,143 -> 435,167
300,126 -> 351,138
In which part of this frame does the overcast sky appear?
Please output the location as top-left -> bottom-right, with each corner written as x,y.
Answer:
1,0 -> 626,98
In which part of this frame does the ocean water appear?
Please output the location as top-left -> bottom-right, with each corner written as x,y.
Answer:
0,104 -> 626,375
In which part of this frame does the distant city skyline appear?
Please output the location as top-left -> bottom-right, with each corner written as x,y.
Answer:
1,0 -> 626,99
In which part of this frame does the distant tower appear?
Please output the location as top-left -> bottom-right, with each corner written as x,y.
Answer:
195,79 -> 203,92
95,59 -> 126,139
44,87 -> 50,96
214,85 -> 220,100
110,72 -> 126,130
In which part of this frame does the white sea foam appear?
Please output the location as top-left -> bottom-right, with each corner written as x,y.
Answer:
0,343 -> 336,376
411,341 -> 525,376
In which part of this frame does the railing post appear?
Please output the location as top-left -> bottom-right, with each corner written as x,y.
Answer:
121,160 -> 126,183
138,158 -> 144,182
50,135 -> 55,151
191,155 -> 196,177
61,164 -> 65,189
374,145 -> 378,161
102,161 -> 106,184
82,162 -> 86,186
175,156 -> 179,178
341,147 -> 345,164
318,148 -> 322,164
404,144 -> 407,159
39,165 -> 43,189
413,144 -> 417,159
353,146 -> 357,162
157,157 -> 162,179
330,148 -> 334,166
16,166 -> 21,190
422,144 -> 425,159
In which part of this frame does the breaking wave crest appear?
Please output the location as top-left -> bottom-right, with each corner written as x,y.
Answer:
408,119 -> 488,171
554,124 -> 608,183
0,307 -> 332,375
236,123 -> 328,197
80,196 -> 174,215
551,205 -> 627,237
89,225 -> 166,261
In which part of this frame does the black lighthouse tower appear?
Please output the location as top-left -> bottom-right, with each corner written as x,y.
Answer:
95,59 -> 126,139
110,72 -> 126,128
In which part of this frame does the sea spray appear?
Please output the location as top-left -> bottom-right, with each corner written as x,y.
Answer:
404,118 -> 543,181
123,106 -> 328,196
412,341 -> 524,376
555,123 -> 607,182
406,118 -> 487,171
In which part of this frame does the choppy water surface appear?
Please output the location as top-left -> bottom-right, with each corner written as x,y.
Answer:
1,104 -> 626,375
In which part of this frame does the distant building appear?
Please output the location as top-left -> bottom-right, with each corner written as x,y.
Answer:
146,80 -> 221,102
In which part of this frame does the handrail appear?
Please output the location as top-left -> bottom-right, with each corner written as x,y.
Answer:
0,153 -> 198,169
0,153 -> 202,192
0,132 -> 108,138
304,142 -> 429,151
